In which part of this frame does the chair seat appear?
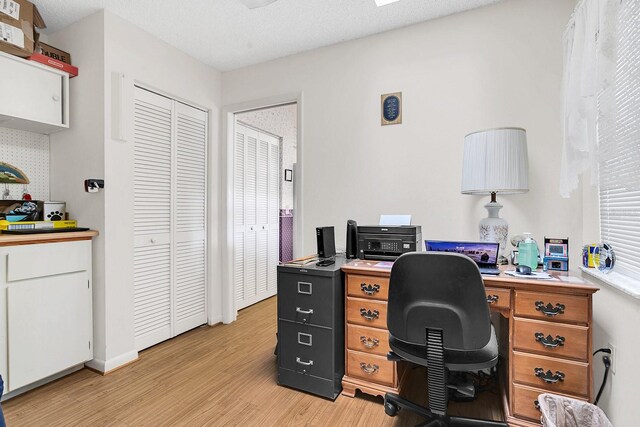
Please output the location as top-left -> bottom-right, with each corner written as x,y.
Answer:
389,325 -> 499,372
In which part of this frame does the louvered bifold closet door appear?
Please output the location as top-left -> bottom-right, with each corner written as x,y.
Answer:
235,124 -> 258,309
173,102 -> 208,335
133,87 -> 173,351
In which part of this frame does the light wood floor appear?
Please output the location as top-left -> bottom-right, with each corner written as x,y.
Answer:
3,297 -> 503,426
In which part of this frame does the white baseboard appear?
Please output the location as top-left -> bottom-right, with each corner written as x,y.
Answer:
86,350 -> 139,374
208,314 -> 222,326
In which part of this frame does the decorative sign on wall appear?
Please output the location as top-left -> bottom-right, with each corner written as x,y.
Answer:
381,92 -> 402,126
0,162 -> 30,184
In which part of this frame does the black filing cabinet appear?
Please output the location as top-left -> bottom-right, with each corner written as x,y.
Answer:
277,256 -> 346,399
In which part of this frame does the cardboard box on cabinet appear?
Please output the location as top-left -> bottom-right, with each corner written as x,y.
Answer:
0,0 -> 46,57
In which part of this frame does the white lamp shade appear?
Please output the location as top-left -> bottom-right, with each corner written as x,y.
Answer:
461,127 -> 529,195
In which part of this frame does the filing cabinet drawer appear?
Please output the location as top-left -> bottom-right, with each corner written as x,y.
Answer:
346,297 -> 388,329
347,324 -> 390,356
278,367 -> 339,400
278,272 -> 335,328
514,317 -> 588,361
512,384 -> 545,421
347,350 -> 395,387
485,287 -> 510,310
278,321 -> 334,379
515,291 -> 589,324
347,274 -> 390,300
513,351 -> 589,397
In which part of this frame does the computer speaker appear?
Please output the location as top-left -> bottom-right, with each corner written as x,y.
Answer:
346,220 -> 358,259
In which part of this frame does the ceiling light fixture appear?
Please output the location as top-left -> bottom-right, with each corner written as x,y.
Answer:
238,0 -> 279,9
375,0 -> 401,7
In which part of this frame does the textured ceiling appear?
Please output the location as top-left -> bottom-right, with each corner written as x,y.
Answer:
34,0 -> 504,71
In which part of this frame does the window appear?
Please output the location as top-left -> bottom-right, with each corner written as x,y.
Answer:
598,0 -> 640,280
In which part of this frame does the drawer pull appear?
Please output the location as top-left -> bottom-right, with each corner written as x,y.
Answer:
360,308 -> 379,321
361,283 -> 380,295
534,368 -> 565,384
359,362 -> 379,374
296,307 -> 314,315
534,332 -> 565,349
360,336 -> 380,349
296,357 -> 313,366
534,400 -> 540,410
486,294 -> 499,304
535,301 -> 566,316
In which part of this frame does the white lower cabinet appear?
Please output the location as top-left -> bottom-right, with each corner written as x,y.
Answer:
0,240 -> 93,394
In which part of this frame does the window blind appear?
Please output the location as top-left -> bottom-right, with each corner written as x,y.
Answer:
598,0 -> 640,279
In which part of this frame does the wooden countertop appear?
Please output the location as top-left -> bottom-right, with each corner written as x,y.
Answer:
0,230 -> 99,246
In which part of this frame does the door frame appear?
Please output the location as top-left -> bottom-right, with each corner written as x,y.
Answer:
221,92 -> 303,324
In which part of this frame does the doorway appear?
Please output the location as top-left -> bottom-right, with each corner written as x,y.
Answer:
225,99 -> 299,319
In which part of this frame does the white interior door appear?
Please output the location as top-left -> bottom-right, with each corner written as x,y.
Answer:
173,102 -> 208,335
133,86 -> 208,351
133,88 -> 173,351
234,122 -> 280,310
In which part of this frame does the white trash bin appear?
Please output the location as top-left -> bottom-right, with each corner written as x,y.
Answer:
538,393 -> 613,427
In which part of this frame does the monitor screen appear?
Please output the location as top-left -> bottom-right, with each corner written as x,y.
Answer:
425,240 -> 499,265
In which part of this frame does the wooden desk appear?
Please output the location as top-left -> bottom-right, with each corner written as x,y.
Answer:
341,260 -> 599,427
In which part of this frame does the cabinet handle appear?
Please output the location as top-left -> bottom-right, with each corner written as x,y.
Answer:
359,362 -> 379,374
534,368 -> 565,383
360,308 -> 379,321
534,333 -> 565,349
296,307 -> 313,315
486,294 -> 499,304
360,336 -> 380,349
535,301 -> 566,316
296,357 -> 313,366
52,95 -> 60,102
534,400 -> 540,410
361,283 -> 380,295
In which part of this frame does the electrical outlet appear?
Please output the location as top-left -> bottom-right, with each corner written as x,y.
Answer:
608,342 -> 616,374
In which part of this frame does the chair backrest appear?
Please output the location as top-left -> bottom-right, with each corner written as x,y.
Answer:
387,252 -> 491,351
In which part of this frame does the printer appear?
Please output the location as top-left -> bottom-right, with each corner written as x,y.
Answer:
357,225 -> 422,261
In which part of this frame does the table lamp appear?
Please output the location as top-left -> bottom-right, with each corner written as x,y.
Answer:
461,127 -> 529,263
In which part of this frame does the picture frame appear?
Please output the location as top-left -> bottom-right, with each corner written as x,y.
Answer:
381,92 -> 402,126
284,169 -> 293,182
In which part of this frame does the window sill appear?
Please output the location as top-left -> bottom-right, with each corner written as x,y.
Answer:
580,267 -> 640,299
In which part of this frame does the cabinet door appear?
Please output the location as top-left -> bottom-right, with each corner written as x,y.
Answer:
7,271 -> 92,391
0,53 -> 63,125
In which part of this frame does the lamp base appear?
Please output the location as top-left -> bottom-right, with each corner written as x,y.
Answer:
479,200 -> 509,261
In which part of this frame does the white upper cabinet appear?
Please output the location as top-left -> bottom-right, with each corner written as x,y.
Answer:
0,51 -> 69,134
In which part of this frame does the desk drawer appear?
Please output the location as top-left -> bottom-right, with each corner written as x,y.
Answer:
347,324 -> 390,356
514,317 -> 588,361
485,287 -> 511,310
513,351 -> 589,397
515,291 -> 589,324
347,350 -> 394,387
512,384 -> 545,421
347,297 -> 388,329
347,274 -> 389,300
278,272 -> 334,328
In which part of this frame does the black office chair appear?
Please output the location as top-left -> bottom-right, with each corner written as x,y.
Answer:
383,252 -> 507,427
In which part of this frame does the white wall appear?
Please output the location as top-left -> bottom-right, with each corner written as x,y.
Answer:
222,0 -> 579,259
50,10 -> 222,372
48,11 -> 107,365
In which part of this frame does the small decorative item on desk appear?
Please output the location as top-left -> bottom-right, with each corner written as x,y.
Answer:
381,92 -> 402,125
543,237 -> 569,271
582,244 -> 600,268
517,232 -> 538,270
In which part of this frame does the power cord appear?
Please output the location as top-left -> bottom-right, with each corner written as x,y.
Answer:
593,348 -> 612,406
